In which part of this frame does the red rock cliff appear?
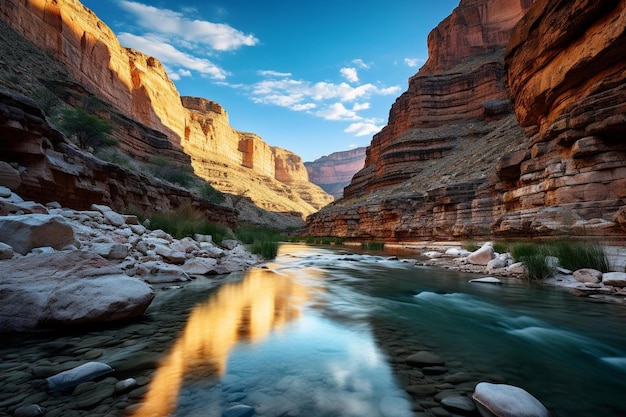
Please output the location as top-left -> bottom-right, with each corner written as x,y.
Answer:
305,147 -> 367,199
307,0 -> 626,242
0,0 -> 331,218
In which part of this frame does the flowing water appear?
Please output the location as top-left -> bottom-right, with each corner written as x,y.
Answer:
2,243 -> 626,417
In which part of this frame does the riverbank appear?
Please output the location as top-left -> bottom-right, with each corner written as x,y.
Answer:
376,241 -> 626,305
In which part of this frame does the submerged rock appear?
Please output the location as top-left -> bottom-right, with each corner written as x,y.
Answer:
46,361 -> 113,393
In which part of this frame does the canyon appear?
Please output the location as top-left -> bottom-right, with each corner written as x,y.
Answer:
0,0 -> 332,226
305,147 -> 367,199
306,0 -> 626,242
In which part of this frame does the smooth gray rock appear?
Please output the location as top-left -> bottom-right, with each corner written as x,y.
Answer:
0,251 -> 154,332
0,214 -> 75,254
467,244 -> 495,266
223,404 -> 255,417
46,362 -> 113,392
469,277 -> 502,285
472,382 -> 549,417
602,271 -> 626,287
406,351 -> 445,367
573,268 -> 602,283
13,404 -> 45,417
441,396 -> 476,414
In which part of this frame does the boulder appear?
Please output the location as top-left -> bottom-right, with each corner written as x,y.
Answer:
467,244 -> 496,266
0,241 -> 14,259
0,214 -> 75,254
472,382 -> 549,417
573,268 -> 602,284
0,161 -> 21,190
602,272 -> 626,288
0,251 -> 154,332
406,351 -> 445,367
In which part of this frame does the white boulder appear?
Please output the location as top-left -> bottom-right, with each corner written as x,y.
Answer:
472,382 -> 549,417
0,214 -> 75,254
467,243 -> 496,266
0,251 -> 154,332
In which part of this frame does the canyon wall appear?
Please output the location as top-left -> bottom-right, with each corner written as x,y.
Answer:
0,89 -> 238,227
307,0 -> 626,242
0,0 -> 331,219
305,147 -> 366,199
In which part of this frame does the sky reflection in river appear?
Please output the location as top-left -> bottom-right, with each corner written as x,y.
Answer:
132,246 -> 413,417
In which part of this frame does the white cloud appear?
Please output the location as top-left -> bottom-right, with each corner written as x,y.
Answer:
118,1 -> 258,51
352,59 -> 369,69
345,122 -> 382,136
404,57 -> 425,68
352,102 -> 370,111
258,70 -> 293,78
340,67 -> 359,83
118,33 -> 229,80
315,103 -> 361,121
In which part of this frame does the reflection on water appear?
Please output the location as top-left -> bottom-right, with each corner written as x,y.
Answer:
131,269 -> 309,417
132,243 -> 626,417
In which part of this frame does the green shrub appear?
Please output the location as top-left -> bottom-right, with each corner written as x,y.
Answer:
492,241 -> 511,254
234,223 -> 282,259
250,240 -> 279,259
56,107 -> 115,149
198,182 -> 225,204
146,156 -> 195,187
361,242 -> 385,250
148,204 -> 231,243
510,239 -> 610,281
550,239 -> 609,272
462,240 -> 481,252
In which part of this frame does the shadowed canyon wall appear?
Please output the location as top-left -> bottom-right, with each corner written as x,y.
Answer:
0,89 -> 238,227
306,0 -> 626,241
0,0 -> 332,219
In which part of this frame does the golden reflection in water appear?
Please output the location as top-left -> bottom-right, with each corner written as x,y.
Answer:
131,269 -> 310,417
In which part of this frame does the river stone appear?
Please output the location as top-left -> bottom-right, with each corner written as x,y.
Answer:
406,384 -> 438,397
472,382 -> 549,417
573,268 -> 602,283
441,396 -> 476,414
0,214 -> 75,254
46,362 -> 113,392
115,378 -> 138,393
223,404 -> 255,417
406,351 -> 445,367
602,272 -> 626,287
13,404 -> 45,417
469,277 -> 502,285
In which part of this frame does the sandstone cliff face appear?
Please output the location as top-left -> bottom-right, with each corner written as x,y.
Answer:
305,147 -> 366,199
0,90 -> 237,227
343,0 -> 531,200
307,0 -> 626,241
0,0 -> 331,219
495,0 -> 626,236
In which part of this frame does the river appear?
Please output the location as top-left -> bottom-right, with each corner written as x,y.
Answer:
2,243 -> 626,417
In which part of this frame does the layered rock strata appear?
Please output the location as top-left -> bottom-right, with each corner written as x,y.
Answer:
305,147 -> 366,199
308,0 -> 532,239
0,89 -> 238,227
0,0 -> 331,218
496,0 -> 626,236
308,0 -> 626,241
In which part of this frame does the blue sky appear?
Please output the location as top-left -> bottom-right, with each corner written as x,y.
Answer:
80,0 -> 459,162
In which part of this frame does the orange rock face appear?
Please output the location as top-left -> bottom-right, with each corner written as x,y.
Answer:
307,0 -> 626,241
342,0 -> 532,200
0,0 -> 331,218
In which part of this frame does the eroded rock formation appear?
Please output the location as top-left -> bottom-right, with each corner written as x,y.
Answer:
0,0 -> 331,219
307,0 -> 626,242
305,147 -> 366,199
0,89 -> 238,227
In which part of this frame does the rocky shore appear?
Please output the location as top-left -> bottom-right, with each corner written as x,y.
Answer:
0,186 -> 261,333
